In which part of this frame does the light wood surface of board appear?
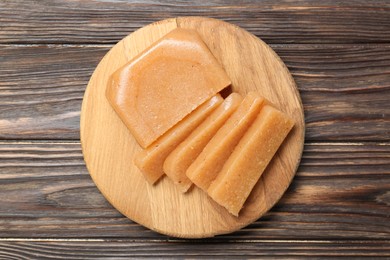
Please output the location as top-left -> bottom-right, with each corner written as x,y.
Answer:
80,17 -> 305,238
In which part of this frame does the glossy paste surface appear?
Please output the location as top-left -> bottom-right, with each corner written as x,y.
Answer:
164,93 -> 243,192
208,105 -> 294,216
106,28 -> 231,148
186,92 -> 266,191
134,95 -> 223,184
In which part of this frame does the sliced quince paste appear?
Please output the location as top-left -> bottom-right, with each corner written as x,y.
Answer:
208,105 -> 294,216
164,93 -> 243,193
106,28 -> 231,148
134,95 -> 223,184
186,92 -> 266,192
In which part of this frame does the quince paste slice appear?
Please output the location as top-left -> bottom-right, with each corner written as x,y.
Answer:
106,28 -> 231,148
186,92 -> 266,192
163,93 -> 243,192
134,95 -> 223,184
208,105 -> 294,216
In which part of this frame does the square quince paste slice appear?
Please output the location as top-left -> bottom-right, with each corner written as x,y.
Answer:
134,95 -> 223,184
186,92 -> 266,192
106,28 -> 231,148
208,105 -> 294,216
163,93 -> 243,193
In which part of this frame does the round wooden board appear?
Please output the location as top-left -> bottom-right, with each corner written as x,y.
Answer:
80,17 -> 305,238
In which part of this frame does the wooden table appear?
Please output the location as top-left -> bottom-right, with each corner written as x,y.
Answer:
1,0 -> 389,258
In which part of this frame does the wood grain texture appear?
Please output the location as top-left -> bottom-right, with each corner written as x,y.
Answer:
0,240 -> 389,258
0,45 -> 100,139
1,0 -> 390,44
1,44 -> 389,140
1,0 -> 389,255
0,141 -> 388,239
80,17 -> 305,238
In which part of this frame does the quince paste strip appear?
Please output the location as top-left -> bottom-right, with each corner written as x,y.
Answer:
164,93 -> 243,192
134,94 -> 223,184
208,105 -> 294,216
186,92 -> 266,191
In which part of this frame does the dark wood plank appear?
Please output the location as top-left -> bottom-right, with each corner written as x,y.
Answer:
0,141 -> 388,239
275,44 -> 390,141
1,44 -> 389,140
0,45 -> 98,139
1,0 -> 390,44
0,240 -> 389,258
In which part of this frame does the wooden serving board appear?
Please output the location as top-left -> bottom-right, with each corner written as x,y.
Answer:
80,17 -> 305,238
